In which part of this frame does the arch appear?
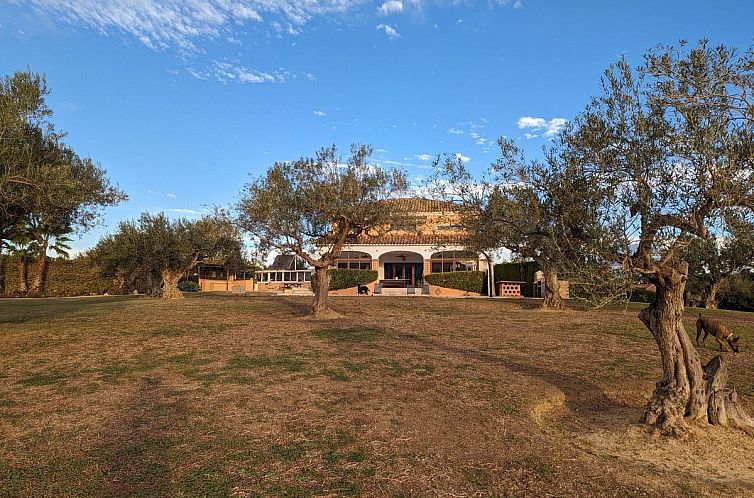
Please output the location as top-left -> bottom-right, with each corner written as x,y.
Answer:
378,250 -> 424,286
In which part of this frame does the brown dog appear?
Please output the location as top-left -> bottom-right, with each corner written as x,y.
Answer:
696,314 -> 740,353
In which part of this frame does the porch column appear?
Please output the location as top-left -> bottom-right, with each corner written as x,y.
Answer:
371,259 -> 379,271
423,259 -> 432,275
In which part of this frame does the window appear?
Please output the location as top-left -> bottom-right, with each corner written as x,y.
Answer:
333,251 -> 372,270
429,251 -> 478,273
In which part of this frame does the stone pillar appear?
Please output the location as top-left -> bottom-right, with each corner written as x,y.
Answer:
371,259 -> 379,271
423,259 -> 432,275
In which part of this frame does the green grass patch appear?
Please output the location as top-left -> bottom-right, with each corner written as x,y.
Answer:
18,370 -> 68,386
312,327 -> 383,343
227,354 -> 305,372
341,361 -> 366,373
323,369 -> 350,382
180,465 -> 234,498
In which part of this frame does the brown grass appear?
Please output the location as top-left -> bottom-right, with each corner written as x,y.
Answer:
1,294 -> 754,497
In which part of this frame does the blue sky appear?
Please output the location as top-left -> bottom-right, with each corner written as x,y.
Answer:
1,0 -> 753,252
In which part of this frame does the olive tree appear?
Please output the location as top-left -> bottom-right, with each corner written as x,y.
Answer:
429,140 -> 617,309
562,40 -> 754,435
92,212 -> 243,299
237,144 -> 408,317
683,230 -> 754,309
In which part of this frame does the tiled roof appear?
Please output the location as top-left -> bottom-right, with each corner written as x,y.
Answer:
351,232 -> 466,245
382,197 -> 458,213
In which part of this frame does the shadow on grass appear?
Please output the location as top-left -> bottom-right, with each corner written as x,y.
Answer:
411,335 -> 641,430
0,295 -> 140,325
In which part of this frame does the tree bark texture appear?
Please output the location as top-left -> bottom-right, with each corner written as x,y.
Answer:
311,266 -> 332,317
704,279 -> 722,309
160,269 -> 184,299
639,262 -> 754,436
542,267 -> 565,309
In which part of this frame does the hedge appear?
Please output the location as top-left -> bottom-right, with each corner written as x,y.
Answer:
425,271 -> 486,294
321,269 -> 378,291
1,255 -> 114,297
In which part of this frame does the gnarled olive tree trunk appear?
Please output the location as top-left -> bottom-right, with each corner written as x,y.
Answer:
541,267 -> 565,309
160,268 -> 184,300
704,279 -> 722,309
311,265 -> 333,317
144,272 -> 163,297
639,262 -> 754,436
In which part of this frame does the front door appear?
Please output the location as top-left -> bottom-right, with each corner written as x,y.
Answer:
384,263 -> 424,286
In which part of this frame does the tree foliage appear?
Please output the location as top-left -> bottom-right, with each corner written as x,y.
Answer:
682,232 -> 754,308
0,70 -> 125,296
236,144 -> 407,316
554,40 -> 754,435
92,212 -> 244,299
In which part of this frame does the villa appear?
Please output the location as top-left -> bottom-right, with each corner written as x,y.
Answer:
255,197 -> 493,296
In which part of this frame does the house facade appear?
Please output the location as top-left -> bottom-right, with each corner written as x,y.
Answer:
254,197 -> 490,295
334,198 -> 489,291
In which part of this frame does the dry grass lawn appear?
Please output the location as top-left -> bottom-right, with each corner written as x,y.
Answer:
1,293 -> 754,497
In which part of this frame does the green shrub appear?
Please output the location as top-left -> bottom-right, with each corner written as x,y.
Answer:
425,271 -> 486,294
720,272 -> 754,312
178,281 -> 201,292
326,269 -> 378,290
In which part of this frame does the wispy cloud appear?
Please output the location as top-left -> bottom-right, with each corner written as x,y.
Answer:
188,60 -> 307,84
169,208 -> 210,216
21,0 -> 365,52
517,116 -> 567,138
415,153 -> 434,161
376,23 -> 400,40
446,127 -> 464,135
455,153 -> 470,163
313,110 -> 326,117
166,193 -> 177,198
378,1 -> 403,15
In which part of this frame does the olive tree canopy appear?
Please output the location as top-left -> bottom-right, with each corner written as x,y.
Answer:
559,40 -> 754,436
237,144 -> 408,317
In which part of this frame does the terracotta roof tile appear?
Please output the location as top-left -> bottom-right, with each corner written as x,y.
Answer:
382,197 -> 458,213
351,232 -> 466,245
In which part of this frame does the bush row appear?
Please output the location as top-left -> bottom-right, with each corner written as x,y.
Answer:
1,255 -> 114,297
316,269 -> 378,290
425,271 -> 486,294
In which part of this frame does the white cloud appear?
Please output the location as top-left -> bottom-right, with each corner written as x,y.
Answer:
415,154 -> 433,161
470,132 -> 487,145
189,60 -> 306,84
166,192 -> 177,198
21,0 -> 366,52
455,153 -> 470,163
446,128 -> 464,135
376,23 -> 400,40
378,1 -> 403,15
313,110 -> 326,117
517,116 -> 567,138
169,208 -> 209,215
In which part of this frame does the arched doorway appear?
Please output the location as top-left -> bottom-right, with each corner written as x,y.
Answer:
379,251 -> 424,287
